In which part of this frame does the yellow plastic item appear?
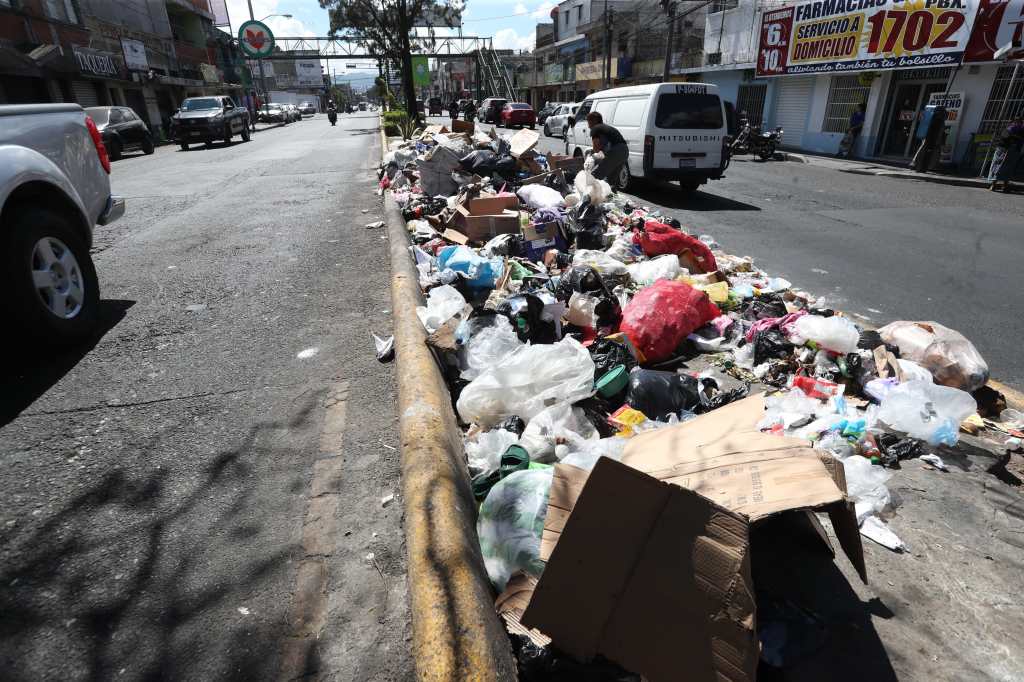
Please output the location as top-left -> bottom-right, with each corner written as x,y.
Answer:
700,281 -> 729,303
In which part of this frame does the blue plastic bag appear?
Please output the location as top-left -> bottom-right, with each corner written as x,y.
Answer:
437,245 -> 504,289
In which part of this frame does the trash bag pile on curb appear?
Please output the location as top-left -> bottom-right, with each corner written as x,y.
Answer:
380,125 -> 1021,681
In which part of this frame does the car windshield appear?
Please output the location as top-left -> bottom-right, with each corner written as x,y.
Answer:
182,98 -> 221,111
84,107 -> 110,125
654,93 -> 723,129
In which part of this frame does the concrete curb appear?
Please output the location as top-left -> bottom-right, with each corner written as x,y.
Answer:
379,126 -> 518,681
784,152 -> 808,163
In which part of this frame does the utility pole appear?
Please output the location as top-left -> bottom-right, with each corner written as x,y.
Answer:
603,2 -> 613,88
662,0 -> 675,82
245,0 -> 270,106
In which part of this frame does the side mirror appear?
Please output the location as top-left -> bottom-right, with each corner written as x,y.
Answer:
567,116 -> 575,127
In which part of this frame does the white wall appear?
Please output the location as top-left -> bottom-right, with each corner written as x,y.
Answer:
704,0 -> 762,66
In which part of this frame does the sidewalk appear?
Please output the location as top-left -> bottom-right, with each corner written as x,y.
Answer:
787,151 -> 993,189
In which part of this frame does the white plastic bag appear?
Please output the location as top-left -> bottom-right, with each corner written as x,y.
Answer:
477,468 -> 553,590
517,183 -> 565,210
605,232 -> 641,263
572,249 -> 628,278
518,402 -> 599,462
877,379 -> 977,446
456,337 -> 596,426
878,321 -> 989,392
559,437 -> 628,471
793,315 -> 859,353
459,316 -> 523,381
415,285 -> 465,333
565,291 -> 599,328
842,455 -> 892,521
574,166 -> 611,204
464,428 -> 520,477
627,255 -> 683,285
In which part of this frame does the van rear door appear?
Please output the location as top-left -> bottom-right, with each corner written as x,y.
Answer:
647,84 -> 726,173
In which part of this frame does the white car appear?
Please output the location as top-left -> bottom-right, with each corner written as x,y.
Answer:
543,103 -> 578,139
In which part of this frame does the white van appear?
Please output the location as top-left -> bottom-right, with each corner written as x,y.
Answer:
566,82 -> 731,192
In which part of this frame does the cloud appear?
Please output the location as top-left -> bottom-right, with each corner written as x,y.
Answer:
513,2 -> 528,14
493,27 -> 535,52
531,1 -> 555,20
226,0 -> 316,37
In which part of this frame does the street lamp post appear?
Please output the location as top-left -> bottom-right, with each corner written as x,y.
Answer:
245,6 -> 292,109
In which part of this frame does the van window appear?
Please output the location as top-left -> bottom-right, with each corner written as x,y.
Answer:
576,99 -> 593,120
612,98 -> 645,126
594,99 -> 617,121
654,94 -> 724,129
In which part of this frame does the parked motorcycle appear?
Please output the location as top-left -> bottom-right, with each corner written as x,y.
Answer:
328,108 -> 337,126
731,123 -> 783,161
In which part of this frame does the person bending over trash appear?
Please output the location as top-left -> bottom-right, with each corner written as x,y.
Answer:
586,111 -> 628,185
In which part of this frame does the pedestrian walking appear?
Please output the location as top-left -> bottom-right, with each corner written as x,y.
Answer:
586,111 -> 629,186
837,103 -> 865,159
988,116 -> 1024,192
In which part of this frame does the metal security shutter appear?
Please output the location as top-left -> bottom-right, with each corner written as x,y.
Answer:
71,80 -> 99,107
774,77 -> 812,147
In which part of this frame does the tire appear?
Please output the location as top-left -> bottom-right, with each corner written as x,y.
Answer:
204,139 -> 213,148
224,125 -> 232,145
180,143 -> 189,151
529,123 -> 535,130
759,144 -> 776,161
680,180 -> 701,193
0,205 -> 100,345
241,125 -> 250,142
142,135 -> 155,154
544,122 -> 551,137
107,138 -> 122,161
572,147 -> 584,158
615,163 -> 631,191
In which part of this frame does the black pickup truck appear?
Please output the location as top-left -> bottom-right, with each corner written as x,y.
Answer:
171,96 -> 250,150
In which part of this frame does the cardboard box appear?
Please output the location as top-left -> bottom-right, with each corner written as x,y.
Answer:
546,154 -> 584,174
452,205 -> 520,242
441,228 -> 470,245
522,395 -> 867,682
467,193 -> 519,216
509,128 -> 540,158
522,220 -> 559,242
451,119 -> 474,134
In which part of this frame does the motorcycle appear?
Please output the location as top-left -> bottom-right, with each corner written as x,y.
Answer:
731,123 -> 783,161
327,108 -> 337,126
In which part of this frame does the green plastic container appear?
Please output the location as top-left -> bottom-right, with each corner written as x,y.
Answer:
596,364 -> 629,398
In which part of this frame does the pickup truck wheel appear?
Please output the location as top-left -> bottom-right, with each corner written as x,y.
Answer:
1,206 -> 99,344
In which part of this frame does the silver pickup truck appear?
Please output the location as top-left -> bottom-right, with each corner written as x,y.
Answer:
1,103 -> 124,343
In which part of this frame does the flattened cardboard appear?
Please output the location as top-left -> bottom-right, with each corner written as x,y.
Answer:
452,206 -> 520,242
451,118 -> 474,134
468,193 -> 519,215
522,220 -> 559,242
441,228 -> 470,245
545,153 -> 584,174
494,573 -> 550,648
521,458 -> 759,682
509,128 -> 540,158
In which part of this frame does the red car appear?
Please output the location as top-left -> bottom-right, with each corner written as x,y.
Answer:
500,102 -> 536,129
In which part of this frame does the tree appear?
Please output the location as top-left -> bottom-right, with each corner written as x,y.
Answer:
319,0 -> 464,126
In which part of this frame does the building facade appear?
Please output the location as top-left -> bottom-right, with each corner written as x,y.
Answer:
685,0 -> 1024,171
1,0 -> 248,139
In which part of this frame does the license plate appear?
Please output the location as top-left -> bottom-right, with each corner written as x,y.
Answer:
678,158 -> 696,168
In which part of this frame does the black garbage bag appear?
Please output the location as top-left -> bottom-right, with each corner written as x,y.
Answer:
742,294 -> 788,321
876,434 -> 925,468
575,395 -> 620,437
567,197 -> 606,250
626,369 -> 703,421
695,383 -> 750,414
753,328 -> 793,366
554,265 -> 607,302
459,150 -> 498,174
493,154 -> 518,180
512,635 -> 641,682
590,338 -> 638,380
497,294 -> 555,343
496,415 -> 526,437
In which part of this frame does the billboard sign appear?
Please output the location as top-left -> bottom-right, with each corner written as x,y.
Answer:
296,60 -> 322,86
412,55 -> 431,86
121,38 -> 148,71
964,0 -> 1024,60
239,19 -> 275,58
757,0 -> 981,77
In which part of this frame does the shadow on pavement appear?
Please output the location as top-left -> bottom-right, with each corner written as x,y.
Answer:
0,394 -> 320,679
0,299 -> 135,428
628,181 -> 761,212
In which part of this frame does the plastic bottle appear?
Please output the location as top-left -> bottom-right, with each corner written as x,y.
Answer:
791,375 -> 843,400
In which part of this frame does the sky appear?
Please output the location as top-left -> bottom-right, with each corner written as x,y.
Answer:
223,0 -> 554,75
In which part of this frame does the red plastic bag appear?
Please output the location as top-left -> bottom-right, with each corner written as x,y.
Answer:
634,221 -> 717,273
620,280 -> 720,362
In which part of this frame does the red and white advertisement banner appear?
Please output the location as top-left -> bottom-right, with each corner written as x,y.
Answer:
757,0 -> 981,77
964,0 -> 1024,60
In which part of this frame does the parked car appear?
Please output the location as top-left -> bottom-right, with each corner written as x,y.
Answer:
543,103 -> 578,138
500,102 -> 536,129
428,97 -> 443,116
298,101 -> 316,116
537,102 -> 565,125
566,82 -> 730,193
478,97 -> 507,124
84,106 -> 154,160
0,103 -> 125,343
259,103 -> 289,124
171,96 -> 250,150
284,104 -> 301,122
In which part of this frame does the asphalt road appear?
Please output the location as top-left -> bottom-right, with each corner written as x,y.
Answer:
433,116 -> 1024,388
0,113 -> 411,680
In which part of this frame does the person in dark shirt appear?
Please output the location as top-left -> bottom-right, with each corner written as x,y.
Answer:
586,111 -> 629,186
837,103 -> 865,158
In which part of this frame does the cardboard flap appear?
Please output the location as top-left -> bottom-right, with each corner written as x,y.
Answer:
495,573 -> 550,648
522,458 -> 758,682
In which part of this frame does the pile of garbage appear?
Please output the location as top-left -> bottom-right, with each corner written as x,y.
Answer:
380,124 -> 1022,681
